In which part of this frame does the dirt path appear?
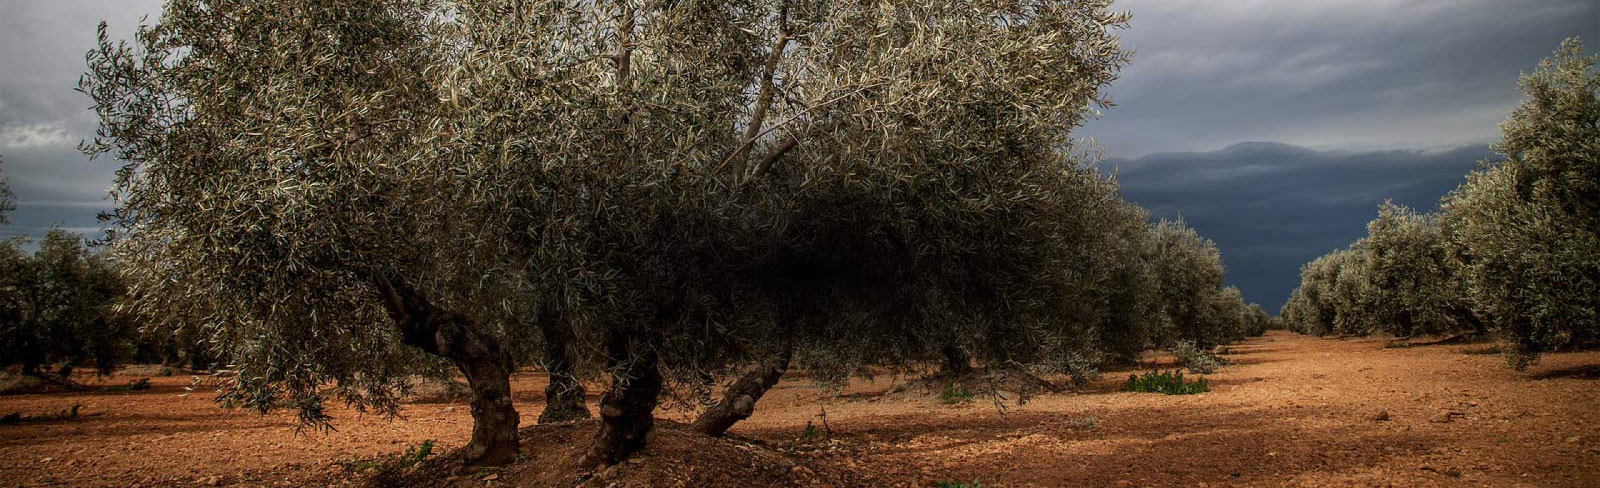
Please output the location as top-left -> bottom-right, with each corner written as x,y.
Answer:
2,331 -> 1597,487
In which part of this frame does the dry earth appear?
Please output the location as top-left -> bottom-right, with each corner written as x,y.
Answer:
2,331 -> 1597,487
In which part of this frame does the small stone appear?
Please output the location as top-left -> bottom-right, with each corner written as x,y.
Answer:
791,465 -> 814,477
203,476 -> 221,486
1372,410 -> 1390,421
1113,481 -> 1133,487
482,474 -> 498,481
1565,436 -> 1581,444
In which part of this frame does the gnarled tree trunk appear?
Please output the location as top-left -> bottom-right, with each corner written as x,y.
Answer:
375,277 -> 520,466
536,305 -> 589,424
941,344 -> 973,377
690,347 -> 792,437
581,328 -> 662,469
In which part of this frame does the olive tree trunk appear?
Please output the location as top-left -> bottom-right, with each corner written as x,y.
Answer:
375,277 -> 520,466
536,306 -> 589,424
581,329 -> 662,469
690,347 -> 792,437
941,344 -> 973,376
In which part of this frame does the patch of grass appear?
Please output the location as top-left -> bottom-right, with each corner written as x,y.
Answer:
1461,345 -> 1503,355
1123,370 -> 1209,395
0,403 -> 82,424
935,479 -> 982,488
938,383 -> 975,405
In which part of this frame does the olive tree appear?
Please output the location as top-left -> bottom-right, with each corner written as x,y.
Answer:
1362,202 -> 1482,338
1148,219 -> 1228,349
1283,246 -> 1363,336
86,0 -> 1134,468
81,0 -> 539,466
1440,38 -> 1600,368
430,0 -> 1132,457
0,229 -> 134,379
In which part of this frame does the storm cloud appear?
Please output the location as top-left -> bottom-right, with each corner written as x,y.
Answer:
0,0 -> 160,243
1102,142 -> 1496,312
1080,0 -> 1599,156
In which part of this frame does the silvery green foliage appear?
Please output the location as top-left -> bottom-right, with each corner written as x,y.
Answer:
1285,39 -> 1596,369
1328,243 -> 1376,335
1088,201 -> 1165,365
1363,202 -> 1471,337
1440,38 -> 1600,369
82,0 -> 461,423
437,0 -> 1134,386
82,0 -> 1144,427
1283,246 -> 1368,336
1241,303 -> 1271,337
1169,339 -> 1219,374
1148,219 -> 1232,350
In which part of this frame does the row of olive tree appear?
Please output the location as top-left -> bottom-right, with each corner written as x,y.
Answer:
1283,38 -> 1598,369
81,0 -> 1261,469
0,227 -> 135,380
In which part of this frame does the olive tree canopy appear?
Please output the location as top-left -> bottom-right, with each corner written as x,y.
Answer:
1441,38 -> 1600,368
84,0 -> 1135,467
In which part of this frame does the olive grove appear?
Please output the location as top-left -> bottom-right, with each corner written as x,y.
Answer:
1283,38 -> 1598,368
82,0 -> 1262,469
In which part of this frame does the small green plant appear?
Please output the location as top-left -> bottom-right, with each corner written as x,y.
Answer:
938,383 -> 975,405
799,421 -> 821,442
935,479 -> 982,488
1123,370 -> 1209,395
1172,340 -> 1225,374
402,439 -> 435,466
345,439 -> 438,474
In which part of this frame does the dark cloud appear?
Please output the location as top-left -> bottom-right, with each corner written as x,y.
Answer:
1102,142 -> 1495,313
0,1 -> 160,245
1082,0 -> 1600,156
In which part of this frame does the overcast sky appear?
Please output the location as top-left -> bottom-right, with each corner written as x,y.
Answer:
0,1 -> 1595,311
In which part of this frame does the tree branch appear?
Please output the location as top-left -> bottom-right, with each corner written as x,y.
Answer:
731,2 -> 793,180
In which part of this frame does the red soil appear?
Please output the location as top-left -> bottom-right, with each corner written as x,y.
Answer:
2,331 -> 1597,487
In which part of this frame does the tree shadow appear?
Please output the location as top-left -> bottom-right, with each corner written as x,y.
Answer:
1529,364 -> 1600,380
748,403 -> 1443,487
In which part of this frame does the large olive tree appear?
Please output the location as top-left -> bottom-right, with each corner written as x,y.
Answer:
86,0 -> 1133,468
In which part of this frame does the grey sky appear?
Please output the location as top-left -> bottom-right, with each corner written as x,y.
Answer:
1,0 -> 160,242
1081,0 -> 1599,156
0,1 -> 1593,310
